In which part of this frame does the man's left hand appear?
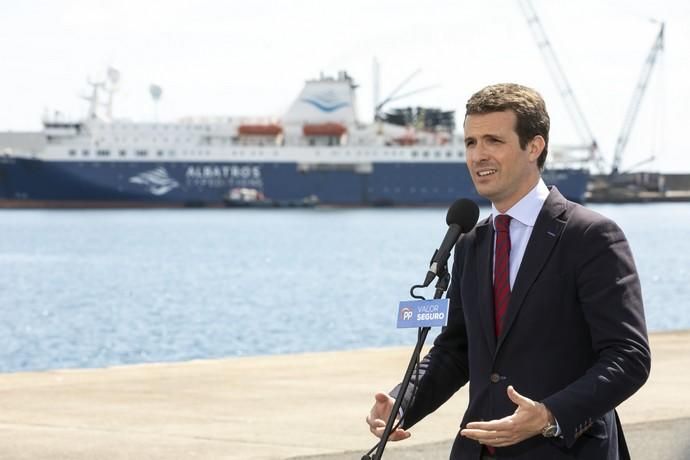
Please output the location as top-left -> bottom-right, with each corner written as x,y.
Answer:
460,385 -> 553,447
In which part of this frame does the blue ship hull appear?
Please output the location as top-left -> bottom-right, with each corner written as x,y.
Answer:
0,157 -> 588,207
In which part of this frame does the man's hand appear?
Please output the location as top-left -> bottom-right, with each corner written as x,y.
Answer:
365,393 -> 411,441
460,385 -> 553,447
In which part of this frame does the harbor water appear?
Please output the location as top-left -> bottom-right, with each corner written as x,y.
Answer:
1,203 -> 688,373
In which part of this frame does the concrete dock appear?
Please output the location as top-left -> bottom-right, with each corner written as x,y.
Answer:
0,331 -> 688,459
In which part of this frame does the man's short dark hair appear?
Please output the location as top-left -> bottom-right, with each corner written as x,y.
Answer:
465,83 -> 550,169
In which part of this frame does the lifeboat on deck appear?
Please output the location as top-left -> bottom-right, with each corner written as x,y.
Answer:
393,133 -> 417,146
302,123 -> 347,137
238,124 -> 283,136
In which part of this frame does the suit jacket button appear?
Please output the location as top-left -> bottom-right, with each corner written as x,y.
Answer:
490,373 -> 501,383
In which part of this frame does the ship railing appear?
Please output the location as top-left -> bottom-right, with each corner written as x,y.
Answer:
177,115 -> 280,126
43,123 -> 81,137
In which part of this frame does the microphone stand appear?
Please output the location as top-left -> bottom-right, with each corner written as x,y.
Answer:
363,262 -> 451,460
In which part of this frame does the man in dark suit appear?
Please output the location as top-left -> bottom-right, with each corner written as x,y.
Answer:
366,83 -> 650,459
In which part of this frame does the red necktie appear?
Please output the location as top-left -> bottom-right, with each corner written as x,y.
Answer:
493,214 -> 512,337
485,214 -> 512,456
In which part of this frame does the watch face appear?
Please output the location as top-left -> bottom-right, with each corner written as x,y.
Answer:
542,424 -> 558,437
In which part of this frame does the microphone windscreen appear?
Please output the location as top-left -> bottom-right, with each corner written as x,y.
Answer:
446,198 -> 480,231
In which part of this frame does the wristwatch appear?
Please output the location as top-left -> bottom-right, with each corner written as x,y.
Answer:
541,421 -> 558,438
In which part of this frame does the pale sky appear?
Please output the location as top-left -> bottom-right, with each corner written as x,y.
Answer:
2,0 -> 689,172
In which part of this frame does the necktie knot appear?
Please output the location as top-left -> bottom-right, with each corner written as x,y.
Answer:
495,214 -> 512,233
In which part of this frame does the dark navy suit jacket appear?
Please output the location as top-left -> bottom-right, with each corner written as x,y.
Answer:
393,187 -> 650,459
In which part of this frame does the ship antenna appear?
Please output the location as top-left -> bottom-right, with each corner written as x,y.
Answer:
373,58 -> 380,121
150,84 -> 163,122
105,67 -> 121,120
82,77 -> 105,120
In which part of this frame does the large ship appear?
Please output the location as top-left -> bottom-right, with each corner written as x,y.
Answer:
0,71 -> 588,207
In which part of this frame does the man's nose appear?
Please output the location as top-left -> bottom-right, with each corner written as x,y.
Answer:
471,143 -> 489,163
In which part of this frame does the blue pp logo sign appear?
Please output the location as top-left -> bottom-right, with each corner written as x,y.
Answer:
400,307 -> 414,321
396,299 -> 450,328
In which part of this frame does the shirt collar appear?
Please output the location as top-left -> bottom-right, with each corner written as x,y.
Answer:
492,178 -> 549,228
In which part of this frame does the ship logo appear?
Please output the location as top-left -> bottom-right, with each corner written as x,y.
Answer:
301,91 -> 349,113
129,167 -> 180,195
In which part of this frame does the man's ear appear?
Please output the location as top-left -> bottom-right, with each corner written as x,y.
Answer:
528,135 -> 545,163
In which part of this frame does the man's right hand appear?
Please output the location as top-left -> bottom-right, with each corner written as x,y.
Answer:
365,393 -> 411,441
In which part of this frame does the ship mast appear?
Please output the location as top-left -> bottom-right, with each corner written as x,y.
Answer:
82,79 -> 105,120
81,67 -> 120,121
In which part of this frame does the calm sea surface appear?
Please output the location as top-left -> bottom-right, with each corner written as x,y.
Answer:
1,203 -> 688,373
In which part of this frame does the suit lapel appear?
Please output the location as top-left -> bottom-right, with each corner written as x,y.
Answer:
474,219 -> 496,355
495,188 -> 568,353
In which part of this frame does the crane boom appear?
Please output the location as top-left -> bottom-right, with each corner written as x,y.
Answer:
518,0 -> 603,169
611,23 -> 664,174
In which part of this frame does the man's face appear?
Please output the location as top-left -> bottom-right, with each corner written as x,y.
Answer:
463,110 -> 543,212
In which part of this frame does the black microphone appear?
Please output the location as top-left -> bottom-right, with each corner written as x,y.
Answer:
422,198 -> 480,287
